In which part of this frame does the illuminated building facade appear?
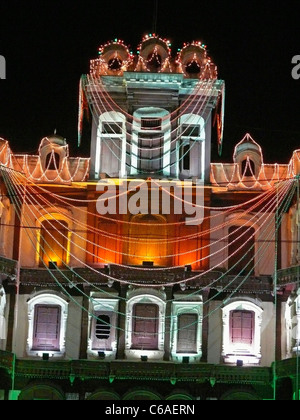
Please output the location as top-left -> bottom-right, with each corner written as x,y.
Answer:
0,35 -> 299,401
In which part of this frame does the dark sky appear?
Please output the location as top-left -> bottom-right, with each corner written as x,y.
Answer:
0,0 -> 299,163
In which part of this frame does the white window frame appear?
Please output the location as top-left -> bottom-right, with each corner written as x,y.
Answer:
222,299 -> 263,365
96,112 -> 126,178
87,298 -> 119,360
125,289 -> 166,361
27,293 -> 68,359
171,297 -> 203,363
131,107 -> 171,177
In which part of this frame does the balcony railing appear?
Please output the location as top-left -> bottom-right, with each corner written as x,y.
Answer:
0,350 -> 271,387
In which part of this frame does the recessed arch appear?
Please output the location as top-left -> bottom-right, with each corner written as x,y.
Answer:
123,389 -> 162,401
18,383 -> 65,400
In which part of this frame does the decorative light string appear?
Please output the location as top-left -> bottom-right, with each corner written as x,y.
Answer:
3,166 -> 294,289
6,167 -> 290,263
1,166 -> 296,332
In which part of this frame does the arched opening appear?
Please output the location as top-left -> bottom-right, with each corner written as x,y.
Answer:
39,220 -> 69,268
123,389 -> 162,400
125,214 -> 169,266
185,60 -> 201,76
241,159 -> 255,177
45,152 -> 60,171
18,384 -> 65,400
147,49 -> 162,72
108,56 -> 123,71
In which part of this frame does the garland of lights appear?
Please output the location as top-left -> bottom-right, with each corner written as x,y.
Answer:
2,166 -> 296,331
85,74 -> 216,149
8,166 -> 290,267
9,164 -> 288,231
10,167 -> 289,265
4,166 -> 294,282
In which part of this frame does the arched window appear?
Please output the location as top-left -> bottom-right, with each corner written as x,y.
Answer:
131,303 -> 159,350
39,220 -> 69,268
125,291 -> 166,360
222,300 -> 263,365
32,304 -> 61,351
27,293 -> 68,358
230,310 -> 254,346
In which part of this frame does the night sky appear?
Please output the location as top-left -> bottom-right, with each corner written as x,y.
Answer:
0,0 -> 299,164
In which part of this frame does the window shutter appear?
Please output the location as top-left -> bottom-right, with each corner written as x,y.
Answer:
230,310 -> 254,345
131,304 -> 159,350
177,313 -> 198,353
33,305 -> 61,351
91,312 -> 113,350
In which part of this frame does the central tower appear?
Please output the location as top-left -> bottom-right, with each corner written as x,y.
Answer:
79,34 -> 225,183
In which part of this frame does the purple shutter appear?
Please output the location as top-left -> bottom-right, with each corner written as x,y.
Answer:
230,310 -> 254,345
177,313 -> 198,353
33,305 -> 61,350
131,304 -> 159,350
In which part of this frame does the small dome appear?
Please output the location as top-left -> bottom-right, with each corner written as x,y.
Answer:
234,133 -> 263,163
47,134 -> 67,146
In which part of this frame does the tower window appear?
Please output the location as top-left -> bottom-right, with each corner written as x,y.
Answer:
181,124 -> 200,137
141,118 -> 162,131
102,122 -> 122,134
180,144 -> 190,171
